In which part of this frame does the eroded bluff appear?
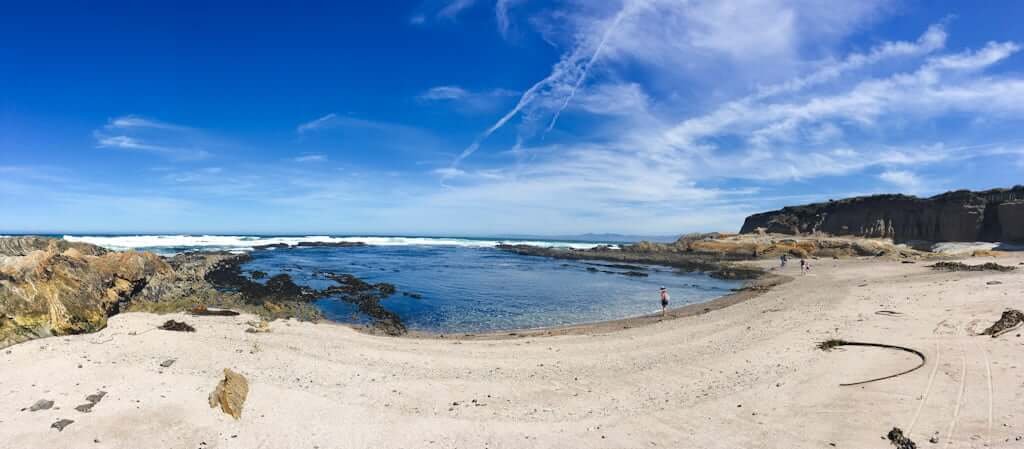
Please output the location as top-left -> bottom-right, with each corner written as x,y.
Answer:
740,186 -> 1024,243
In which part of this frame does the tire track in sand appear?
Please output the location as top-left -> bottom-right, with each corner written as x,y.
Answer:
942,332 -> 968,449
972,340 -> 994,447
907,340 -> 941,436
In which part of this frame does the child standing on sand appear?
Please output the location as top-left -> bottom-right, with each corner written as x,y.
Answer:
660,287 -> 670,317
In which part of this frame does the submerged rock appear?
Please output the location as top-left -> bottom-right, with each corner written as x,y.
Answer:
209,368 -> 249,419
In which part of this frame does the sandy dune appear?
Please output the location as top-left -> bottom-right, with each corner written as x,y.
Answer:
1,256 -> 1022,448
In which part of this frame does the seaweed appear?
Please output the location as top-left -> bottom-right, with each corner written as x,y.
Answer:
818,339 -> 926,386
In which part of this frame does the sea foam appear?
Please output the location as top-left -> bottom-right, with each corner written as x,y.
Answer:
62,234 -> 612,253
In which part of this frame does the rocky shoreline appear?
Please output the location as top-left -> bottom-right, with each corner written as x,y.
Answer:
0,227 -> 967,348
0,237 -> 409,348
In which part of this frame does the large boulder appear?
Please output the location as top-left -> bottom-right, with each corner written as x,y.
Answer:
209,369 -> 249,419
740,186 -> 1024,243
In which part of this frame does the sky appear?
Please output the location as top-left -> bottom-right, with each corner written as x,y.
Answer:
2,0 -> 1024,236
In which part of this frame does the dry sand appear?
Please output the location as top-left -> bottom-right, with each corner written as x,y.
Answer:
1,255 -> 1022,449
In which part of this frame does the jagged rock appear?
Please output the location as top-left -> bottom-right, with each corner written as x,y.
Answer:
740,186 -> 1024,243
0,237 -> 173,348
209,368 -> 249,419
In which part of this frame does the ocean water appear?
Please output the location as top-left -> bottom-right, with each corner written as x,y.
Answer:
61,235 -> 739,333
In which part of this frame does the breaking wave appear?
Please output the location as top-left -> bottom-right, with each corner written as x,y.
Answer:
62,234 -> 613,253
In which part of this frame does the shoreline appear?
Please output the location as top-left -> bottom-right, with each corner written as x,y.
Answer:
4,254 -> 1020,448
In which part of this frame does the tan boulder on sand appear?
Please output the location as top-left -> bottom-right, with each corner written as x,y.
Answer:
208,369 -> 249,419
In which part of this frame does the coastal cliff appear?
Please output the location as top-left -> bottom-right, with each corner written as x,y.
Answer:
739,186 -> 1024,243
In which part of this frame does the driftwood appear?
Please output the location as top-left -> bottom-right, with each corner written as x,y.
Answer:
818,339 -> 926,386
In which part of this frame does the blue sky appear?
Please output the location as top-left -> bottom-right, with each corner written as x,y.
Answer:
3,1 -> 1024,236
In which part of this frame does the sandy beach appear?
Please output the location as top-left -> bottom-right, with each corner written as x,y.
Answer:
2,255 -> 1022,449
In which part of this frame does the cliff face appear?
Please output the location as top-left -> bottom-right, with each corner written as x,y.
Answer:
740,186 -> 1024,243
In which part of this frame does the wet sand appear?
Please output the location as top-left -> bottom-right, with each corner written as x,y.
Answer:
1,255 -> 1022,448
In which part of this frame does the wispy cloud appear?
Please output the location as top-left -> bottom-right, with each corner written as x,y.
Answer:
495,0 -> 524,38
93,115 -> 210,160
438,0 -> 477,20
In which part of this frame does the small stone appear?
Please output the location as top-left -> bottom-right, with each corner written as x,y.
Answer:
160,359 -> 176,368
51,419 -> 74,431
29,400 -> 54,411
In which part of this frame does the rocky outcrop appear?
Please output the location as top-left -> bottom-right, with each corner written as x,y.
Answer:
0,238 -> 173,347
0,237 -> 315,348
1,237 -> 407,347
740,186 -> 1024,243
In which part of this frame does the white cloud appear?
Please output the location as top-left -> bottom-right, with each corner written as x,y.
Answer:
294,154 -> 328,163
93,116 -> 211,160
879,170 -> 924,192
418,85 -> 470,101
107,115 -> 188,131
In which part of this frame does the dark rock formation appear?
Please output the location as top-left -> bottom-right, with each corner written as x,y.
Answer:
740,186 -> 1024,243
321,274 -> 404,335
252,241 -> 366,250
928,261 -> 1016,272
495,244 -> 763,280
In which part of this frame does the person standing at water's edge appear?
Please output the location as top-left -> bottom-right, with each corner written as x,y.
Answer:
659,287 -> 669,317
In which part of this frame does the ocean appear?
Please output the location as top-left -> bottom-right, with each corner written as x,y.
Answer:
61,235 -> 740,333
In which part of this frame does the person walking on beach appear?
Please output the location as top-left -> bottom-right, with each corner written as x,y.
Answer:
780,254 -> 788,268
659,287 -> 670,317
800,258 -> 806,275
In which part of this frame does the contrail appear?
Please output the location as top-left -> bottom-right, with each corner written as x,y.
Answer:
545,6 -> 628,134
449,2 -> 634,171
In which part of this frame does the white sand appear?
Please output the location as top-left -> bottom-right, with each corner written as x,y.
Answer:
1,256 -> 1022,448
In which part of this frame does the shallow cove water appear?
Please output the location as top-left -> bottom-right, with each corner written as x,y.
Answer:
241,245 -> 741,333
